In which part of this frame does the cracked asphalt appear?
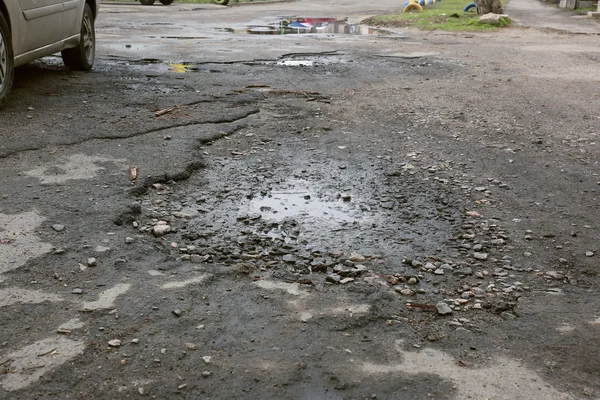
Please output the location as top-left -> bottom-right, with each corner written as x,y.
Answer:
1,1 -> 600,399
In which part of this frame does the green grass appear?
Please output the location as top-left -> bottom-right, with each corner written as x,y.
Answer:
364,0 -> 510,31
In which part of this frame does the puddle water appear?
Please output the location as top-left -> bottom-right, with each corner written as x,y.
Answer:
245,17 -> 388,36
246,184 -> 359,224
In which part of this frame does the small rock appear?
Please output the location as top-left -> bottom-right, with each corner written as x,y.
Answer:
153,224 -> 171,237
349,252 -> 366,262
407,277 -> 418,285
87,257 -> 97,267
202,371 -> 212,378
340,277 -> 355,284
125,237 -> 134,244
172,309 -> 183,317
282,254 -> 296,263
397,288 -> 416,296
94,245 -> 111,253
202,356 -> 212,363
586,251 -> 595,257
72,288 -> 83,294
138,388 -> 144,395
473,252 -> 488,261
326,274 -> 342,283
545,271 -> 564,279
131,339 -> 140,344
433,269 -> 444,275
52,224 -> 65,232
424,262 -> 436,270
454,267 -> 473,276
436,302 -> 453,315
108,339 -> 122,347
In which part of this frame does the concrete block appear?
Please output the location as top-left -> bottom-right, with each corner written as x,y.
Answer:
588,11 -> 600,17
565,0 -> 577,9
576,0 -> 595,7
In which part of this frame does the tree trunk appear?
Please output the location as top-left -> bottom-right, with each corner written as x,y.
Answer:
474,0 -> 503,14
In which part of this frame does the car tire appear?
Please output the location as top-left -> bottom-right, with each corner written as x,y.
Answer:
61,4 -> 95,71
140,0 -> 156,5
0,11 -> 14,110
159,0 -> 174,4
213,0 -> 230,5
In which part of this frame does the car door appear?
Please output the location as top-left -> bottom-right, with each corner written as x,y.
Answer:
15,0 -> 65,54
60,0 -> 84,40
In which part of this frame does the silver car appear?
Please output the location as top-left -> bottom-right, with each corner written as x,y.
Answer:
0,0 -> 100,109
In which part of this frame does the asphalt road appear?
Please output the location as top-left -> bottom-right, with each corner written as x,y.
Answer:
1,1 -> 600,399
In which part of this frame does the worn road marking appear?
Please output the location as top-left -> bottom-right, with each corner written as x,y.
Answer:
161,275 -> 209,289
361,341 -> 572,399
254,280 -> 308,297
0,211 -> 54,276
0,336 -> 85,391
79,283 -> 131,311
24,154 -> 127,184
0,288 -> 62,308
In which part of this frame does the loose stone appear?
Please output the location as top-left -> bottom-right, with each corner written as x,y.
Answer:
436,302 -> 453,315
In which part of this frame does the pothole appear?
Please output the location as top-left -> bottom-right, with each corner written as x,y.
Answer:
245,17 -> 392,36
244,180 -> 361,224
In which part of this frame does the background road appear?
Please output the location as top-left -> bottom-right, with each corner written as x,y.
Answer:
1,1 -> 599,399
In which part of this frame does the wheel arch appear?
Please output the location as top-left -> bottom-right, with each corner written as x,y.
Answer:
85,0 -> 98,19
0,1 -> 11,33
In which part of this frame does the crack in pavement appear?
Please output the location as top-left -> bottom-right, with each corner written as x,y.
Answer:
0,109 -> 260,160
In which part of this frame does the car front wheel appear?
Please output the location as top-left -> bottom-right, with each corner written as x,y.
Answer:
61,4 -> 95,71
159,0 -> 174,4
0,11 -> 14,110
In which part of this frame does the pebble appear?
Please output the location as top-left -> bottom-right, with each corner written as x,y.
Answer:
433,269 -> 444,275
349,253 -> 366,262
473,252 -> 488,261
202,356 -> 212,363
397,288 -> 416,296
282,254 -> 296,263
131,339 -> 140,344
326,274 -> 342,283
72,288 -> 83,294
172,309 -> 183,317
424,262 -> 436,270
87,257 -> 97,267
108,339 -> 122,347
125,237 -> 134,244
202,371 -> 212,378
436,302 -> 453,315
340,278 -> 355,284
586,251 -> 595,257
454,267 -> 473,276
52,224 -> 65,232
153,224 -> 172,237
407,277 -> 418,285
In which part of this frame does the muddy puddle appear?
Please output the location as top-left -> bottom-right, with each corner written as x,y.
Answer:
244,17 -> 389,36
245,181 -> 361,224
